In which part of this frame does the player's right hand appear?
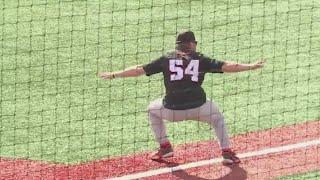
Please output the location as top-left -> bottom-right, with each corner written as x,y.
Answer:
99,72 -> 114,80
252,59 -> 266,70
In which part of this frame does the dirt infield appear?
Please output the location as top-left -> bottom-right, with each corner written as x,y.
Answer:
1,120 -> 319,180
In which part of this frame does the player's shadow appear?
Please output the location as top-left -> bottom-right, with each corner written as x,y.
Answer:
216,165 -> 247,180
154,159 -> 247,180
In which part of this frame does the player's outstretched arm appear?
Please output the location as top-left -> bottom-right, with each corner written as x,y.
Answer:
99,65 -> 145,80
221,60 -> 265,73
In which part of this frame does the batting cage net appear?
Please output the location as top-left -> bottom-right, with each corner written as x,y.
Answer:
0,0 -> 319,179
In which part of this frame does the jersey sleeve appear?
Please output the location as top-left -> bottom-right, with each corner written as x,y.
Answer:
201,55 -> 225,73
142,56 -> 164,76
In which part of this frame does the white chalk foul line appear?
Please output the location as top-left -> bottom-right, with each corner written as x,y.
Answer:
107,139 -> 320,180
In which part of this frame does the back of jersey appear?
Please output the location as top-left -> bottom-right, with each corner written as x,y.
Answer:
143,51 -> 224,110
161,51 -> 208,110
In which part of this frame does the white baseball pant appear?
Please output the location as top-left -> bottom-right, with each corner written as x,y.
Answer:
148,99 -> 230,149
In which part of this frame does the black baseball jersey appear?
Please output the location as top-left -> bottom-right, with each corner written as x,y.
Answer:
143,51 -> 224,110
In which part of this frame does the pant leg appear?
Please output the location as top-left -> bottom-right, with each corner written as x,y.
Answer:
193,100 -> 230,149
148,99 -> 188,144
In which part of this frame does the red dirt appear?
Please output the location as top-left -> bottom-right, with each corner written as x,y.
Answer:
1,120 -> 319,180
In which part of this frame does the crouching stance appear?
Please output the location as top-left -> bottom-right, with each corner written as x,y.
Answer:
99,31 -> 265,165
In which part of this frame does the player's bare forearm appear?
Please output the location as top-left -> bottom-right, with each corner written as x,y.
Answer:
99,65 -> 145,80
221,60 -> 265,73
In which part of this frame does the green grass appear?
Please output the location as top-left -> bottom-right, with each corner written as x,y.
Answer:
0,0 -> 319,165
278,170 -> 320,180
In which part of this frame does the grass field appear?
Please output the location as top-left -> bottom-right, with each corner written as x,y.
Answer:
279,170 -> 320,180
1,1 -> 319,175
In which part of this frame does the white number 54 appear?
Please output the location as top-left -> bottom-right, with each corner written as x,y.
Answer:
169,59 -> 199,82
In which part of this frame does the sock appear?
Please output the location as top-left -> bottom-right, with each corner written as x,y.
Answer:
222,148 -> 231,152
160,141 -> 171,149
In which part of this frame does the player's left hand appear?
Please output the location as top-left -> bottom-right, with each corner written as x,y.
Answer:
99,72 -> 114,80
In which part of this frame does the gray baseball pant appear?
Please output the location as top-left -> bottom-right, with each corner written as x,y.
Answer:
148,99 -> 230,149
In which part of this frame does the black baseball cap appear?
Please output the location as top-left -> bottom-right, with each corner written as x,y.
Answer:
176,31 -> 197,44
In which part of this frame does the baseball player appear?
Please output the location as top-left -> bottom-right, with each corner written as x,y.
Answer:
99,31 -> 265,165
